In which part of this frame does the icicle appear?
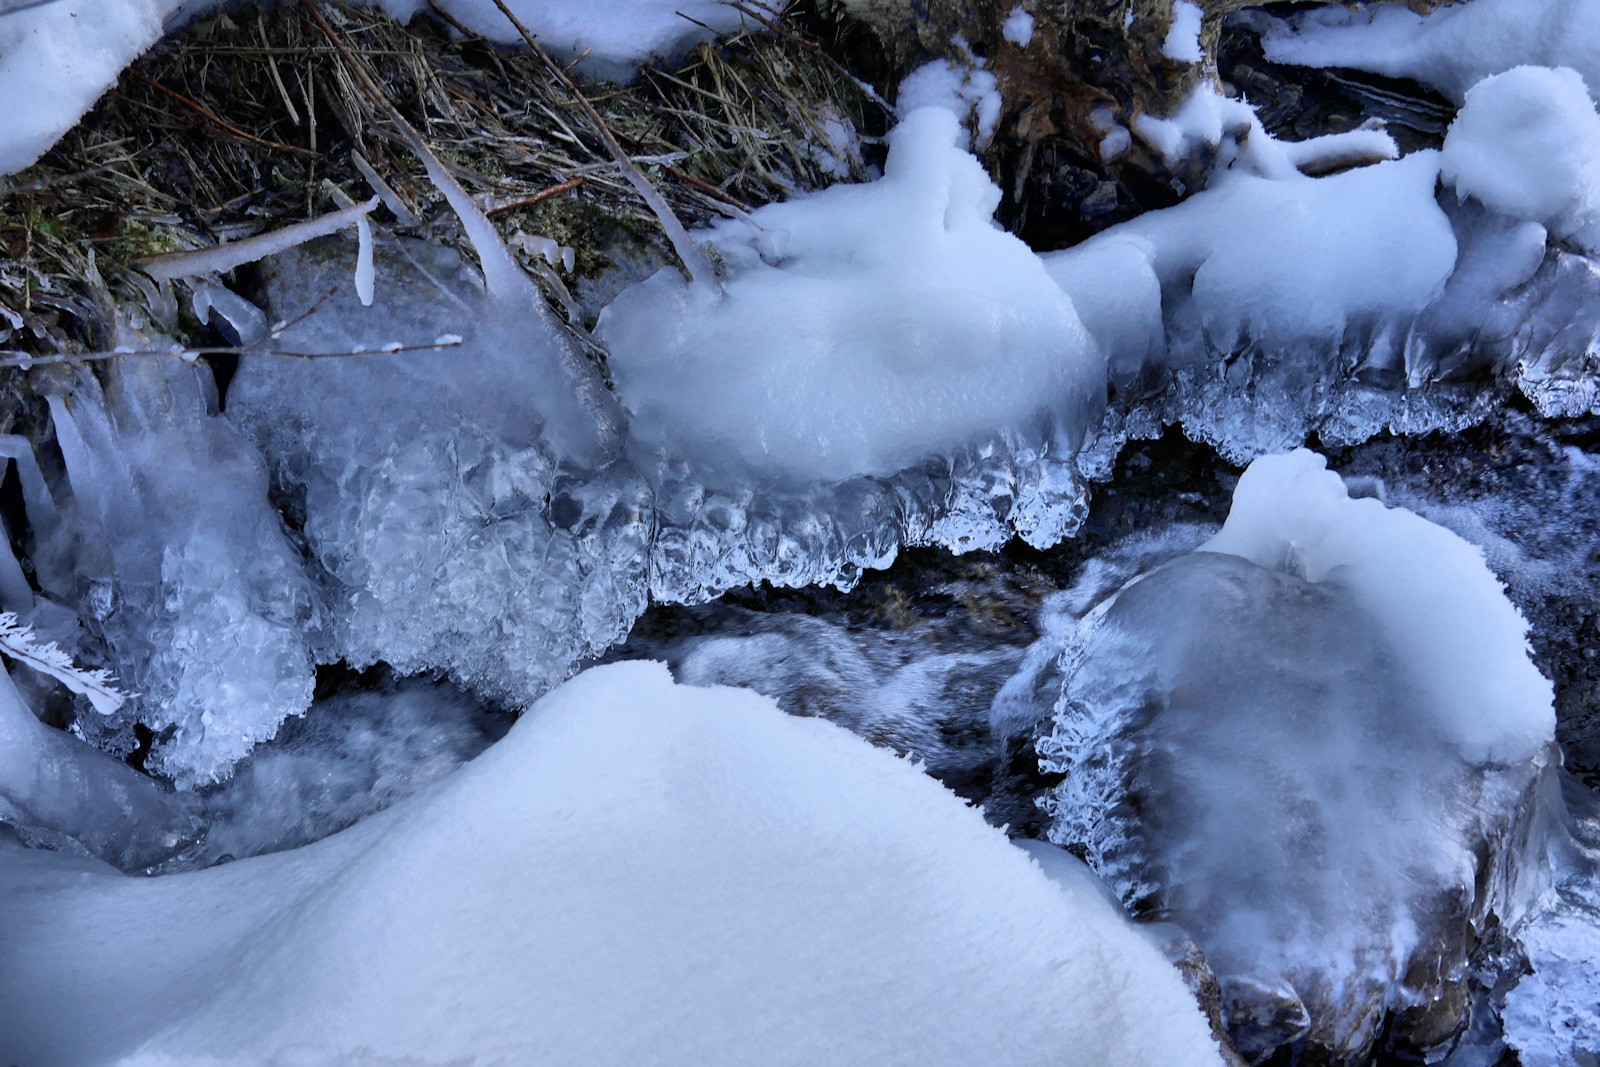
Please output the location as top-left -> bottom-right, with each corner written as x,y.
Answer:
355,213 -> 375,307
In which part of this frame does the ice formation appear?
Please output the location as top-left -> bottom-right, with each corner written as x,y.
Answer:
1262,0 -> 1600,103
227,235 -> 650,712
0,0 -> 748,177
0,663 -> 1227,1067
1021,450 -> 1559,1059
1441,66 -> 1600,253
600,107 -> 1099,485
592,105 -> 1104,602
33,357 -> 318,785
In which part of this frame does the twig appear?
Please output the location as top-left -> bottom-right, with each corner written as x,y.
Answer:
483,0 -> 719,288
485,176 -> 584,216
728,1 -> 893,114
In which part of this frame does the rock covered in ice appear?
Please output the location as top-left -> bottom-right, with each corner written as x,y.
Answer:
37,359 -> 317,786
1023,450 -> 1558,1061
0,662 -> 1227,1067
228,236 -> 650,711
600,107 -> 1103,485
1261,0 -> 1600,104
1442,66 -> 1600,253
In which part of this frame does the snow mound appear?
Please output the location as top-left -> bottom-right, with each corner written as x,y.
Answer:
599,107 -> 1103,485
0,662 -> 1226,1067
1024,450 -> 1558,1059
1261,0 -> 1600,103
1442,66 -> 1600,252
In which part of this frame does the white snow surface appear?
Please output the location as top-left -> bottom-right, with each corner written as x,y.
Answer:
598,107 -> 1103,484
1163,1 -> 1203,63
0,0 -> 746,176
896,59 -> 1003,147
1003,7 -> 1035,47
1203,450 -> 1553,764
1441,66 -> 1600,252
1044,152 -> 1455,365
0,662 -> 1226,1067
1262,0 -> 1600,103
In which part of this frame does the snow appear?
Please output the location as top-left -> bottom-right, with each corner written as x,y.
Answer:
598,107 -> 1102,485
1044,151 -> 1455,362
1163,1 -> 1203,63
1031,450 -> 1557,1057
1262,0 -> 1600,103
1003,7 -> 1035,47
0,0 -> 749,177
896,59 -> 1003,148
0,662 -> 1227,1067
1441,66 -> 1600,253
0,0 -> 176,175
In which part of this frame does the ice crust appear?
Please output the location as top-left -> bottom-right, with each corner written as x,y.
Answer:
1027,451 -> 1558,1058
0,663 -> 1226,1067
227,238 -> 650,712
1262,0 -> 1600,103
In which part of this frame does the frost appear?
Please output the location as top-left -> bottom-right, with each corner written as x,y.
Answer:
0,663 -> 1226,1067
0,612 -> 124,714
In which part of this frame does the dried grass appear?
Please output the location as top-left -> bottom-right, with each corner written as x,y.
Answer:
0,0 -> 885,369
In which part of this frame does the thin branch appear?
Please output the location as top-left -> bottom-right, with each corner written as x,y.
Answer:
485,176 -> 583,216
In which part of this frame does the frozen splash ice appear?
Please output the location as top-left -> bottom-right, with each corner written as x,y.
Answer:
227,237 -> 651,712
35,356 -> 318,786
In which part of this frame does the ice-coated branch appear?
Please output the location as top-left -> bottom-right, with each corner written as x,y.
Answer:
0,612 -> 125,714
137,197 -> 380,286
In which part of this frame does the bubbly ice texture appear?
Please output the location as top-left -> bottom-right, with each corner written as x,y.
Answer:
1026,450 -> 1559,1058
227,237 -> 650,713
1262,0 -> 1600,103
0,663 -> 1226,1067
36,358 -> 318,786
599,107 -> 1103,485
1441,66 -> 1600,253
